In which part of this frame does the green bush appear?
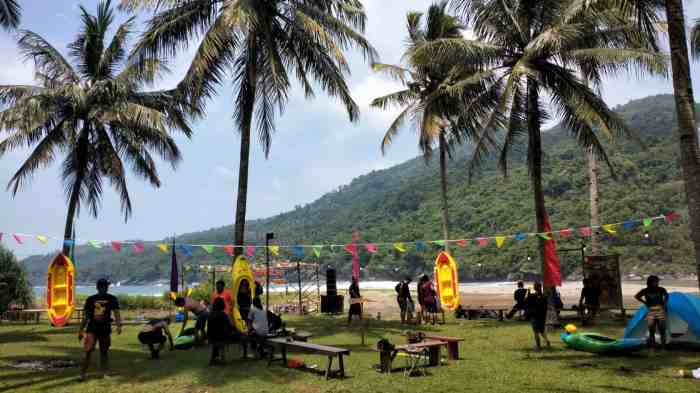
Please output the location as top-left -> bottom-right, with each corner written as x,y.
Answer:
0,245 -> 33,312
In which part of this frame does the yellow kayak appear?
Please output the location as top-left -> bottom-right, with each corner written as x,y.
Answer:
434,252 -> 460,311
47,254 -> 75,327
231,255 -> 254,333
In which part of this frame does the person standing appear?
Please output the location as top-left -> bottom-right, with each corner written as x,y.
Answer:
506,281 -> 529,320
578,278 -> 601,324
78,278 -> 122,381
525,282 -> 550,350
420,277 -> 438,325
348,277 -> 362,325
635,275 -> 669,348
137,318 -> 174,359
211,280 -> 233,315
207,297 -> 236,365
396,278 -> 413,324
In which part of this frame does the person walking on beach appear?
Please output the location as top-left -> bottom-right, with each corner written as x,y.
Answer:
635,275 -> 669,348
506,281 -> 529,320
138,317 -> 174,359
525,282 -> 550,350
348,277 -> 362,325
78,278 -> 122,381
396,278 -> 413,324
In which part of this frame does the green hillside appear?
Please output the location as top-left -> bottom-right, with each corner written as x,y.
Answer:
21,94 -> 698,284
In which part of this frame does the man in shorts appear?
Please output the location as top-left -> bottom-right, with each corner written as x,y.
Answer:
138,317 -> 174,359
175,296 -> 209,344
79,278 -> 122,381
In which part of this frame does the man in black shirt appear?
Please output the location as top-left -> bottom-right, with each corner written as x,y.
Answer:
635,275 -> 669,348
525,282 -> 550,350
348,277 -> 362,325
506,281 -> 529,319
396,278 -> 413,324
579,278 -> 601,324
79,278 -> 122,381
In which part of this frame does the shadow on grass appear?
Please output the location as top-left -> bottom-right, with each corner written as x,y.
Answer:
0,330 -> 51,345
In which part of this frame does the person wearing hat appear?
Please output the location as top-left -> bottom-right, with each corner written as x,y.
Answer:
79,278 -> 122,381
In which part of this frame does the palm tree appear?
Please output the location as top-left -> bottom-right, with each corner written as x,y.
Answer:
0,0 -> 195,255
417,0 -> 665,282
122,0 -> 377,257
0,0 -> 20,31
371,1 -> 495,250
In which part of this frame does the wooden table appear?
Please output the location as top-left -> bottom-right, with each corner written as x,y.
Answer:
394,340 -> 447,367
266,338 -> 351,379
421,335 -> 464,360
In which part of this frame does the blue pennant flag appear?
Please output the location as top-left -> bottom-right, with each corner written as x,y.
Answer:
178,244 -> 193,257
63,239 -> 75,247
514,232 -> 527,241
622,220 -> 636,230
292,245 -> 304,257
415,240 -> 426,252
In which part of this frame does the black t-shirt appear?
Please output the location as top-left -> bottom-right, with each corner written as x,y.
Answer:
84,293 -> 119,334
514,288 -> 528,304
581,287 -> 601,306
637,287 -> 668,308
526,293 -> 548,321
349,283 -> 360,299
398,282 -> 412,300
207,311 -> 234,342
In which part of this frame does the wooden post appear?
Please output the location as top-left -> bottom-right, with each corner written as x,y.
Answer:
297,260 -> 302,315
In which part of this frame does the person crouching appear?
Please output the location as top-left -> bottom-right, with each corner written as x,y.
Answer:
138,317 -> 174,359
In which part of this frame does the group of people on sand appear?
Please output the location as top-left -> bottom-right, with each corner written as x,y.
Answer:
77,278 -> 277,381
393,275 -> 440,325
503,276 -> 669,350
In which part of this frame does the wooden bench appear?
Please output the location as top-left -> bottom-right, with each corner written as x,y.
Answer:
422,335 -> 464,360
266,338 -> 350,379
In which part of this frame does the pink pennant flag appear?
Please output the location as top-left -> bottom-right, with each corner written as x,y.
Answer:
365,243 -> 377,253
133,242 -> 145,253
246,245 -> 256,258
111,241 -> 122,253
12,234 -> 23,244
665,212 -> 680,224
477,238 -> 489,247
344,243 -> 357,255
223,245 -> 234,257
579,227 -> 592,237
455,239 -> 467,248
558,228 -> 573,239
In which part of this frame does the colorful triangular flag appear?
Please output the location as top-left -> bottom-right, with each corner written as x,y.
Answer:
365,243 -> 377,253
12,234 -> 23,244
111,241 -> 121,253
158,243 -> 168,253
579,227 -> 592,237
455,239 -> 467,248
246,245 -> 256,258
665,212 -> 680,223
269,245 -> 280,256
495,236 -> 506,248
178,244 -> 193,257
477,238 -> 489,247
643,217 -> 654,227
201,245 -> 215,254
223,245 -> 234,256
313,245 -> 323,258
514,232 -> 527,241
622,220 -> 636,230
415,241 -> 426,252
433,240 -> 446,247
602,224 -> 617,234
88,240 -> 102,249
537,232 -> 552,240
63,239 -> 75,248
133,242 -> 145,253
36,235 -> 48,244
394,242 -> 406,253
558,228 -> 573,239
292,245 -> 304,257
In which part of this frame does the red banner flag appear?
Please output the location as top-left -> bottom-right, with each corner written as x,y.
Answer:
578,227 -> 592,237
365,243 -> 377,253
12,234 -> 23,244
133,242 -> 145,253
111,241 -> 121,253
223,245 -> 234,257
543,213 -> 562,288
477,238 -> 489,247
455,239 -> 467,248
558,228 -> 573,239
665,212 -> 680,223
246,245 -> 256,258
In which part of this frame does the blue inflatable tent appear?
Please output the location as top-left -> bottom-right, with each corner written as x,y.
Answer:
623,292 -> 700,347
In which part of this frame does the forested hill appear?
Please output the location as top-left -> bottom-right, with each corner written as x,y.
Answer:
21,94 -> 699,284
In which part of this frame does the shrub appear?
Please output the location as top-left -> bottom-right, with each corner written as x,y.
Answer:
0,246 -> 33,312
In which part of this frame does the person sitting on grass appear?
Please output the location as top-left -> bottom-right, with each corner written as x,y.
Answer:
247,297 -> 270,357
174,296 -> 209,345
578,278 -> 601,325
207,297 -> 236,365
78,278 -> 122,381
525,282 -> 550,350
506,281 -> 529,320
635,275 -> 669,349
138,317 -> 174,359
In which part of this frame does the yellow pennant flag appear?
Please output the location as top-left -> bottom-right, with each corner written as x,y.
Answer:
495,236 -> 506,248
269,245 -> 280,256
602,224 -> 617,234
158,243 -> 168,253
394,242 -> 407,253
36,235 -> 48,244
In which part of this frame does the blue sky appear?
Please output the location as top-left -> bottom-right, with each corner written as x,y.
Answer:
2,0 -> 700,258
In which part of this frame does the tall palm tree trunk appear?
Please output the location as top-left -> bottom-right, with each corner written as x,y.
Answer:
527,80 -> 547,284
587,148 -> 602,256
233,47 -> 258,259
664,0 -> 700,290
438,132 -> 450,252
62,130 -> 88,256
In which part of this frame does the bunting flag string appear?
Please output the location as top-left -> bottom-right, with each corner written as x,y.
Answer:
0,213 -> 677,257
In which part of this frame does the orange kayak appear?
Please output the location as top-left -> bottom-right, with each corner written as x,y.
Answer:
47,254 -> 75,326
434,252 -> 460,311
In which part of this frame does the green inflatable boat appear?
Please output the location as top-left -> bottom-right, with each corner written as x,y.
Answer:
560,332 -> 646,354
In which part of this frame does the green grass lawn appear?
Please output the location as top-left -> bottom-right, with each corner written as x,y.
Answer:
1,315 -> 699,393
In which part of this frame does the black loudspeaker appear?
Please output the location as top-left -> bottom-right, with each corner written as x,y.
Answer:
321,294 -> 344,313
326,268 -> 337,296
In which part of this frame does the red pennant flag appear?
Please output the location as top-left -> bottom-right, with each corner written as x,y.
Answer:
456,239 -> 467,248
365,243 -> 377,253
12,234 -> 23,244
558,228 -> 573,239
543,213 -> 562,288
224,245 -> 234,257
133,242 -> 145,253
246,245 -> 256,258
344,243 -> 357,255
579,227 -> 592,237
665,212 -> 680,224
477,238 -> 489,247
111,241 -> 122,253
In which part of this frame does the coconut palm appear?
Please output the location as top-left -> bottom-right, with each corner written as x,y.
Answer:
0,0 -> 20,31
122,0 -> 377,257
371,1 -> 495,250
0,0 -> 195,255
416,0 -> 665,280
